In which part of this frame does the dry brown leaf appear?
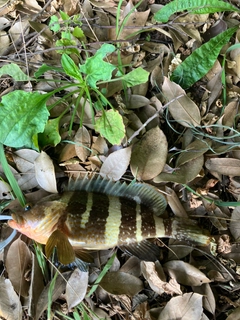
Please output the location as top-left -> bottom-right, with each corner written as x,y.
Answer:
100,271 -> 143,296
164,260 -> 211,286
0,180 -> 12,199
28,253 -> 45,317
130,126 -> 168,180
125,95 -> 150,109
119,256 -> 141,277
162,77 -> 201,127
141,261 -> 182,295
0,277 -> 22,320
205,158 -> 240,176
158,292 -> 203,320
165,186 -> 188,218
34,151 -> 58,193
74,126 -> 91,162
230,206 -> 240,241
35,271 -> 72,320
222,100 -> 239,127
5,238 -> 32,297
193,283 -> 216,315
154,155 -> 204,184
0,30 -> 9,55
100,146 -> 132,181
66,269 -> 88,310
176,139 -> 211,167
226,306 -> 240,320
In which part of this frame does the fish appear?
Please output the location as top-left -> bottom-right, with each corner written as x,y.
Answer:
8,175 -> 213,264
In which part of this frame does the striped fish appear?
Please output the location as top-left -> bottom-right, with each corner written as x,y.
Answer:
8,176 -> 212,264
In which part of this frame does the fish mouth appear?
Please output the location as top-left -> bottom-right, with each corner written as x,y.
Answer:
11,213 -> 25,225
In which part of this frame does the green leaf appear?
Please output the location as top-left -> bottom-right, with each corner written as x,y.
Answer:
171,26 -> 238,89
60,10 -> 70,21
154,0 -> 240,22
72,26 -> 85,40
34,64 -> 63,78
61,54 -> 83,81
121,68 -> 149,87
0,91 -> 50,150
0,63 -> 29,81
38,117 -> 61,147
95,110 -> 125,145
56,39 -> 79,55
80,44 -> 116,89
49,15 -> 60,32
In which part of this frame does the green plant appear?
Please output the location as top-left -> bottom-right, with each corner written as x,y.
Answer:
0,44 -> 149,150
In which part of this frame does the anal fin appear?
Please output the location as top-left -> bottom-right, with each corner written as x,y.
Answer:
120,240 -> 161,261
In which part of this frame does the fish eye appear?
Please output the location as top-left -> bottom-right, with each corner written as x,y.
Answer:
24,204 -> 32,211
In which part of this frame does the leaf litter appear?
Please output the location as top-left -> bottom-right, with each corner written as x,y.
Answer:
0,0 -> 240,319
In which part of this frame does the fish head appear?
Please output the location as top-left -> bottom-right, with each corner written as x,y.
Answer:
8,201 -> 66,244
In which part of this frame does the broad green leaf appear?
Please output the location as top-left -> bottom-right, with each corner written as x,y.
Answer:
49,15 -> 60,32
0,63 -> 29,81
121,68 -> 149,87
80,44 -> 116,89
34,64 -> 63,78
38,117 -> 61,147
171,26 -> 238,89
61,54 -> 83,81
95,110 -> 125,145
154,0 -> 240,22
0,91 -> 50,150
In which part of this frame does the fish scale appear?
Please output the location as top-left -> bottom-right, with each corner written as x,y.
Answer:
8,175 -> 213,264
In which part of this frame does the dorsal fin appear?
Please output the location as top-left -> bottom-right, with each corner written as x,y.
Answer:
66,175 -> 167,216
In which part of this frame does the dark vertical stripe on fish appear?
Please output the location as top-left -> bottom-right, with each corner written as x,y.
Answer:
119,197 -> 137,242
66,191 -> 88,216
85,192 -> 109,241
140,204 -> 156,238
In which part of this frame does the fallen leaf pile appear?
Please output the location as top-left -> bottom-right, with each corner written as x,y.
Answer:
1,0 -> 240,319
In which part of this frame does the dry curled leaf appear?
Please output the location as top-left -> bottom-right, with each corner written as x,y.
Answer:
66,269 -> 89,310
205,158 -> 240,176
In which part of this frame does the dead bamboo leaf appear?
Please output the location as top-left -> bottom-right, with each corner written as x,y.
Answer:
193,283 -> 216,315
162,77 -> 201,127
130,126 -> 168,180
34,151 -> 57,193
205,158 -> 240,176
100,146 -> 132,181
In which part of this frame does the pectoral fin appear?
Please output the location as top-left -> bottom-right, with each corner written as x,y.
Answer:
45,230 -> 75,265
